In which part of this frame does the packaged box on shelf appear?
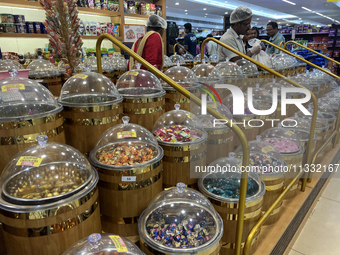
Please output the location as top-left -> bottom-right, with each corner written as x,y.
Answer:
336,40 -> 340,47
328,39 -> 334,48
338,28 -> 340,36
328,50 -> 334,57
334,50 -> 340,58
329,28 -> 336,37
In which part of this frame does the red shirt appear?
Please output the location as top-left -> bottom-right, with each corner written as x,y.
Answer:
127,33 -> 163,71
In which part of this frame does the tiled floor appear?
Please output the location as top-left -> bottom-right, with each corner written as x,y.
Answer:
288,176 -> 340,255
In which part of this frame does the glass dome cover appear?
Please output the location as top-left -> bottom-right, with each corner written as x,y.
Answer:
164,55 -> 174,67
58,72 -> 123,107
235,136 -> 285,174
0,59 -> 24,71
308,101 -> 336,121
162,64 -> 200,90
90,116 -> 163,170
208,53 -> 218,63
191,62 -> 222,84
262,79 -> 290,100
194,54 -> 209,63
0,75 -> 62,122
0,135 -> 92,205
138,182 -> 223,253
198,152 -> 265,203
183,53 -> 194,62
295,108 -> 329,130
319,96 -> 340,113
116,65 -> 165,98
27,57 -> 59,78
152,104 -> 208,145
169,53 -> 186,66
236,59 -> 259,75
222,92 -> 260,116
84,56 -> 114,73
271,54 -> 296,69
215,60 -> 244,79
282,117 -> 311,130
62,233 -> 144,255
260,126 -> 303,154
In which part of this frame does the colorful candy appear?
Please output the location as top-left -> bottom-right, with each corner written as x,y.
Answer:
153,125 -> 202,143
264,138 -> 299,153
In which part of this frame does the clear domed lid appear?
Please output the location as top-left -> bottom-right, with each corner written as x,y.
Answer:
90,116 -> 162,170
164,55 -> 174,67
319,96 -> 340,113
215,60 -> 244,79
84,56 -> 114,73
194,100 -> 232,130
262,79 -> 288,100
27,57 -> 59,78
162,64 -> 200,90
0,59 -> 24,71
308,101 -> 336,121
192,62 -> 222,85
235,136 -> 284,174
222,92 -> 260,116
271,59 -> 284,71
194,54 -> 209,63
183,53 -> 194,62
198,152 -> 265,203
294,109 -> 329,130
282,117 -> 311,130
260,126 -> 303,153
251,84 -> 273,102
0,135 -> 92,205
62,233 -> 144,255
236,59 -> 259,75
116,66 -> 165,98
117,57 -> 127,72
152,104 -> 208,145
138,182 -> 223,253
208,53 -> 218,63
0,75 -> 62,122
58,72 -> 123,107
57,61 -> 66,74
170,53 -> 186,66
271,54 -> 296,69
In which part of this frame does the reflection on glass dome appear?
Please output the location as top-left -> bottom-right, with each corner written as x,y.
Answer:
194,54 -> 209,63
27,57 -> 60,78
169,53 -> 186,66
236,59 -> 259,75
0,59 -> 24,71
162,64 -> 200,89
183,53 -> 194,62
208,53 -> 218,63
164,55 -> 174,67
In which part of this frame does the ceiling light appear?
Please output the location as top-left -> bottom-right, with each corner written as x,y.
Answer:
225,12 -> 228,14
166,6 -> 168,8
299,18 -> 302,20
268,20 -> 271,22
282,0 -> 296,5
175,2 -> 179,5
203,8 -> 207,10
185,13 -> 188,14
302,7 -> 312,12
257,18 -> 259,20
286,23 -> 289,25
185,10 -> 187,11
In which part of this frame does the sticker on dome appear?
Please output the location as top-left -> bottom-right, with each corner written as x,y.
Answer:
286,131 -> 295,136
109,235 -> 128,252
262,146 -> 275,153
1,84 -> 25,92
238,163 -> 242,168
128,71 -> 139,76
16,156 -> 43,167
73,74 -> 88,79
188,113 -> 194,119
117,131 -> 137,139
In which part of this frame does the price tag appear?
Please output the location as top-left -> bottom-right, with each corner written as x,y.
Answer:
1,84 -> 25,92
188,113 -> 194,119
73,74 -> 88,79
109,235 -> 128,252
237,163 -> 242,168
122,176 -> 137,182
286,131 -> 295,136
128,71 -> 139,76
16,156 -> 43,167
117,131 -> 137,139
262,146 -> 275,153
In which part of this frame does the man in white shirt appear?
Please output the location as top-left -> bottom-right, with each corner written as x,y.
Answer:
217,6 -> 261,63
206,34 -> 218,56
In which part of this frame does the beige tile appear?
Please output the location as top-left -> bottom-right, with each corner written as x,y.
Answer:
321,178 -> 340,202
292,197 -> 340,255
288,249 -> 305,255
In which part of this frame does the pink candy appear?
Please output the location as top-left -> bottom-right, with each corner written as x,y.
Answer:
264,138 -> 299,153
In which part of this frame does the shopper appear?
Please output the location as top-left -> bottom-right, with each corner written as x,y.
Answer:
266,22 -> 285,54
128,15 -> 166,71
183,23 -> 197,57
206,34 -> 218,56
196,37 -> 209,56
249,27 -> 266,50
243,30 -> 251,52
217,6 -> 261,62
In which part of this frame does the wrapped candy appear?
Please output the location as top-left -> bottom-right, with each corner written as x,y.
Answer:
264,138 -> 299,153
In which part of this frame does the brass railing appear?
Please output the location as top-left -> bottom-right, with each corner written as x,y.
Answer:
96,34 -> 250,255
173,43 -> 194,57
284,40 -> 340,67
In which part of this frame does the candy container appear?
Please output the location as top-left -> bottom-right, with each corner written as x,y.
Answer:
116,65 -> 166,130
222,92 -> 261,148
235,136 -> 286,225
90,116 -> 164,237
260,126 -> 304,199
0,135 -> 100,255
58,71 -> 123,155
139,183 -> 223,254
152,104 -> 208,188
236,59 -> 259,91
163,55 -> 174,71
161,63 -> 201,112
0,73 -> 65,173
27,56 -> 61,96
198,153 -> 265,255
215,58 -> 244,93
63,233 -> 144,254
271,53 -> 297,76
208,52 -> 218,66
169,53 -> 186,66
193,53 -> 209,65
83,56 -> 114,73
183,53 -> 194,68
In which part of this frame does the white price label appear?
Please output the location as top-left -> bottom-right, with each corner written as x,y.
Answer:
122,176 -> 136,182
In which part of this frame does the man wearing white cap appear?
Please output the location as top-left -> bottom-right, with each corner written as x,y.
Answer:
217,6 -> 261,63
128,14 -> 167,70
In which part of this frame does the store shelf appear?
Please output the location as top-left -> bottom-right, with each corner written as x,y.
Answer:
0,0 -> 121,17
259,32 -> 330,36
123,13 -> 150,19
0,33 -> 123,40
